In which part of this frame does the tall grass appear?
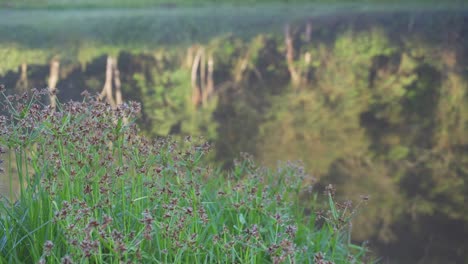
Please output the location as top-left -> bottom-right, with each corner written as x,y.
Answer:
0,86 -> 369,263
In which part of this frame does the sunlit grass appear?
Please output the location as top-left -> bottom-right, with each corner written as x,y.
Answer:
0,87 -> 370,263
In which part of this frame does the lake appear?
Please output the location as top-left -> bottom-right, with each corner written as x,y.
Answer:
0,4 -> 467,263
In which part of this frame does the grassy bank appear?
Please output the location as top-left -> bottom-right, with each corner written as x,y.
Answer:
0,87 -> 369,263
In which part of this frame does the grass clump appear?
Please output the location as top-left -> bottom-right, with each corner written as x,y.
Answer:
0,86 -> 369,263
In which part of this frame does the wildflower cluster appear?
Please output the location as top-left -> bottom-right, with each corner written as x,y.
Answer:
0,87 -> 368,263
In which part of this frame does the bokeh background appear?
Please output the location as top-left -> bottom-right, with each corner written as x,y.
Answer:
0,0 -> 466,263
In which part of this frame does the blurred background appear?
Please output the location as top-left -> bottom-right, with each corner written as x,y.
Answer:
0,0 -> 467,263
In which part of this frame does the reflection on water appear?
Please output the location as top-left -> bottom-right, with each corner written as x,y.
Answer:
0,4 -> 467,264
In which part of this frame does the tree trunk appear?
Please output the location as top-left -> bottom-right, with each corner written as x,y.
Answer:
16,63 -> 28,93
234,55 -> 249,83
48,59 -> 60,109
186,46 -> 195,69
200,49 -> 207,106
206,54 -> 215,100
113,57 -> 123,106
100,56 -> 116,107
303,52 -> 311,84
191,49 -> 203,107
285,24 -> 301,87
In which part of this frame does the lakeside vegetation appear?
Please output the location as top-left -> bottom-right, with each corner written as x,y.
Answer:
0,88 -> 370,263
0,4 -> 466,263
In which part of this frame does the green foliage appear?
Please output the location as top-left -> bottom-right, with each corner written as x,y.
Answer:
127,52 -> 218,140
134,68 -> 190,136
0,45 -> 49,75
258,89 -> 370,175
251,25 -> 467,262
258,28 -> 397,174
